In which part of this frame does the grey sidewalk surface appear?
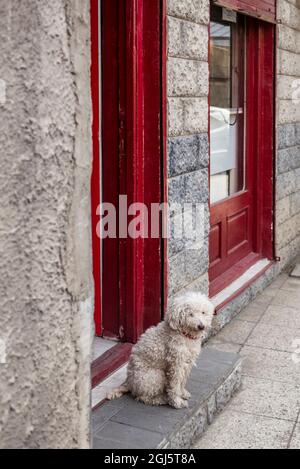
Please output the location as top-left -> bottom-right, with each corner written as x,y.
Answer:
195,270 -> 300,449
93,348 -> 242,449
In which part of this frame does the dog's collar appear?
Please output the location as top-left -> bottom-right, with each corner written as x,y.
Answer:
181,332 -> 200,341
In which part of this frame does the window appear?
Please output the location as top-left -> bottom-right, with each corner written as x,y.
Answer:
210,8 -> 245,204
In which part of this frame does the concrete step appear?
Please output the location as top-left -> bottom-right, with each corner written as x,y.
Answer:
92,347 -> 242,449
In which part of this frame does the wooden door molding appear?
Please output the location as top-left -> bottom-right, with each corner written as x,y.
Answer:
212,0 -> 276,24
91,0 -> 167,343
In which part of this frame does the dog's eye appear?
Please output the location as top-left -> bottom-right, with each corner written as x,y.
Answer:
202,312 -> 205,315
189,313 -> 194,317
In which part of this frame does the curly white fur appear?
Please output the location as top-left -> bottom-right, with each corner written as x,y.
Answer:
108,292 -> 214,409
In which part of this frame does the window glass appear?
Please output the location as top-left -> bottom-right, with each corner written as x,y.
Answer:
210,13 -> 245,204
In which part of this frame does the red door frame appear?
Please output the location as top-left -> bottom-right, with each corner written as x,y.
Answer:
91,0 -> 101,336
209,11 -> 275,297
91,0 -> 168,343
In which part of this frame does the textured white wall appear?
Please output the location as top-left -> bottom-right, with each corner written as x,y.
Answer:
0,0 -> 94,449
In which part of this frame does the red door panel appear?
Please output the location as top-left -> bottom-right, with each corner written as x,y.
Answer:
227,208 -> 249,254
210,224 -> 222,266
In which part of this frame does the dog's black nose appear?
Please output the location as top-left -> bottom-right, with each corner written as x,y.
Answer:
198,324 -> 205,331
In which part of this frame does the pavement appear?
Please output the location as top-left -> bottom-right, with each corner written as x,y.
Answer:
195,270 -> 300,449
93,348 -> 242,449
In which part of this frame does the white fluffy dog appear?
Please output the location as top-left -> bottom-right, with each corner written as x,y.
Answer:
108,292 -> 214,409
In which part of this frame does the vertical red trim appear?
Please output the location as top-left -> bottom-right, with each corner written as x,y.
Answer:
143,0 -> 165,330
273,17 -> 279,260
91,0 -> 167,342
101,0 -> 122,338
120,0 -> 167,342
260,23 -> 275,260
91,0 -> 102,337
162,0 -> 168,317
119,0 -> 144,343
247,17 -> 259,253
248,18 -> 275,259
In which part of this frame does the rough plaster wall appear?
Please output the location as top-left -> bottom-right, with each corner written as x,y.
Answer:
276,0 -> 300,267
0,0 -> 93,449
167,0 -> 210,300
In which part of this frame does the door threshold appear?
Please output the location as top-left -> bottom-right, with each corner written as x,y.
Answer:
211,258 -> 273,312
93,337 -> 118,362
210,252 -> 262,297
92,362 -> 129,411
92,342 -> 132,389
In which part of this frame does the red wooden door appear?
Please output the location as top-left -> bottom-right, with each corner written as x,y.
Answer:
209,6 -> 275,296
101,0 -> 122,338
91,0 -> 166,342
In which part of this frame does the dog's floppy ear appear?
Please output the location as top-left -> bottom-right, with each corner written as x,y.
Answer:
167,308 -> 179,331
167,298 -> 188,331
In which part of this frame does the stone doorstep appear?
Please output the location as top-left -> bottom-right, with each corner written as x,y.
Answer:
93,348 -> 242,449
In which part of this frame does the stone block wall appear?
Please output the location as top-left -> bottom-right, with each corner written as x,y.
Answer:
167,0 -> 300,302
276,0 -> 300,266
167,0 -> 210,299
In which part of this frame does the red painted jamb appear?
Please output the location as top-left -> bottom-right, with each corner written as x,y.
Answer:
120,0 -> 145,343
92,1 -> 167,341
91,0 -> 102,337
120,0 -> 167,342
273,16 -> 279,260
143,0 -> 165,330
92,343 -> 133,389
162,0 -> 168,318
102,0 -> 124,339
261,23 -> 275,260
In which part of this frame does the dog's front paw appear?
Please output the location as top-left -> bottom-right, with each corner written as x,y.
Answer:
181,389 -> 191,401
169,396 -> 189,409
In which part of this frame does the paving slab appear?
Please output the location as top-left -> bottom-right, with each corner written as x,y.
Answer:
195,409 -> 294,449
260,305 -> 300,330
212,319 -> 256,346
290,424 -> 300,449
271,290 -> 300,310
228,376 -> 300,422
281,277 -> 300,292
246,322 -> 298,353
237,302 -> 269,323
92,348 -> 242,449
240,346 -> 300,385
208,340 -> 241,354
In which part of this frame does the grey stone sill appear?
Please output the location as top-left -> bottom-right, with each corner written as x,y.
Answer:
93,348 -> 242,449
